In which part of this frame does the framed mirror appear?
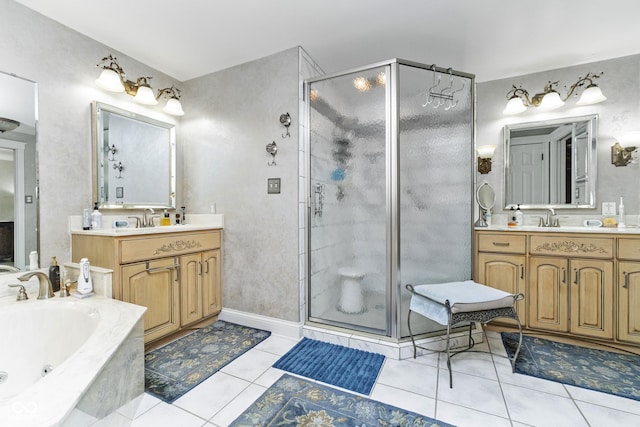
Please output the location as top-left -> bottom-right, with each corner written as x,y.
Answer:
92,102 -> 176,209
0,71 -> 38,271
504,114 -> 597,210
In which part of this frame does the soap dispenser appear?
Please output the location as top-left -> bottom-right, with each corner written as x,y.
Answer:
515,204 -> 524,226
48,256 -> 61,292
90,202 -> 102,230
161,209 -> 171,226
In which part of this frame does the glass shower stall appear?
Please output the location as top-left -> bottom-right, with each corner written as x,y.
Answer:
306,59 -> 474,339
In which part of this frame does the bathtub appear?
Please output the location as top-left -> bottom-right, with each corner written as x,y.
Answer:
0,290 -> 146,426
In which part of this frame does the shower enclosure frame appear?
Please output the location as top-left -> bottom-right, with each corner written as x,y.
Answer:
304,58 -> 476,340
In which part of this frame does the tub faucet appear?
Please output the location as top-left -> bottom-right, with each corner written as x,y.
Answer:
17,271 -> 55,299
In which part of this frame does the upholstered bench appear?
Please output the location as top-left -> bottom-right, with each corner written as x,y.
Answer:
405,280 -> 524,388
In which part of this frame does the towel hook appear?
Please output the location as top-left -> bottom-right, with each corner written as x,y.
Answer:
266,141 -> 278,166
280,112 -> 291,138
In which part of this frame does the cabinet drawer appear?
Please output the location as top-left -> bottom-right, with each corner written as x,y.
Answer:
477,234 -> 526,254
618,238 -> 640,260
529,235 -> 613,259
119,231 -> 221,264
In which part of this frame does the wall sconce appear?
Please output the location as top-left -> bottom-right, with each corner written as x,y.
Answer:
611,132 -> 640,166
503,72 -> 606,115
95,55 -> 185,116
477,145 -> 496,174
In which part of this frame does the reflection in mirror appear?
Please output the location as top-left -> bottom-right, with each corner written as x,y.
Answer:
474,182 -> 495,227
0,71 -> 38,271
93,102 -> 176,209
504,114 -> 597,209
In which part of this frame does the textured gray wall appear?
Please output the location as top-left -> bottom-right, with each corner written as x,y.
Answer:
181,48 -> 301,321
477,54 -> 640,218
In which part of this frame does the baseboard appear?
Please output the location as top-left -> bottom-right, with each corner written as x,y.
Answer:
218,308 -> 302,339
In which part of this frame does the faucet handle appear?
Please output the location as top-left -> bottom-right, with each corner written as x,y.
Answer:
8,284 -> 29,301
128,216 -> 141,228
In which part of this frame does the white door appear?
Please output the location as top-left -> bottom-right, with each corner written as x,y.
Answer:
509,141 -> 549,204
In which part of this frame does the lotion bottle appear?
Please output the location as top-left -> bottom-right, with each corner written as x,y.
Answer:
515,204 -> 524,226
77,258 -> 94,295
619,196 -> 626,228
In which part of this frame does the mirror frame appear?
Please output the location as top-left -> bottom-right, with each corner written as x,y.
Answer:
92,101 -> 176,210
503,114 -> 598,210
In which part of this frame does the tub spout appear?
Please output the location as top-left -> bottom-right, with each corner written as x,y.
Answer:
18,271 -> 55,299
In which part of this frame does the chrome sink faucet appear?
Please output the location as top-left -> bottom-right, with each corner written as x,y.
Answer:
17,271 -> 55,299
541,208 -> 559,227
142,208 -> 155,227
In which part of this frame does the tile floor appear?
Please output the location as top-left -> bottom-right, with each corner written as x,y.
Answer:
69,331 -> 640,427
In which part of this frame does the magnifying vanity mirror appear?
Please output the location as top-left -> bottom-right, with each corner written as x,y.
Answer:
0,71 -> 38,271
475,182 -> 495,227
92,102 -> 176,209
504,114 -> 597,209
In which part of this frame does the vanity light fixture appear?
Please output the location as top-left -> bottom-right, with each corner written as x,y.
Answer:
95,55 -> 185,116
477,145 -> 496,174
611,132 -> 640,166
503,72 -> 606,115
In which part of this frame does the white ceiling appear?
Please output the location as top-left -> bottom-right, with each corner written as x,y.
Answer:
14,0 -> 640,82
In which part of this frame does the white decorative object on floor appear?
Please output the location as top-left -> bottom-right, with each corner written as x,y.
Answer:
337,268 -> 366,314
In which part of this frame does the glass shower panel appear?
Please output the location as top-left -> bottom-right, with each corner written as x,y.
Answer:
397,64 -> 473,337
308,65 -> 389,334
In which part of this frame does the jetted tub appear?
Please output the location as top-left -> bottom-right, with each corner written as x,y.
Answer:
0,292 -> 146,426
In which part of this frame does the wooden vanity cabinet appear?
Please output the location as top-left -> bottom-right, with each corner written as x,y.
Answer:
121,257 -> 180,342
475,230 -> 635,348
617,238 -> 640,344
528,235 -> 613,340
72,229 -> 222,344
180,249 -> 222,326
475,233 -> 527,325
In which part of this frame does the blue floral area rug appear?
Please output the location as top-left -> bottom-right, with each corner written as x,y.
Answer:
273,338 -> 385,395
230,373 -> 455,427
502,332 -> 640,401
145,320 -> 271,403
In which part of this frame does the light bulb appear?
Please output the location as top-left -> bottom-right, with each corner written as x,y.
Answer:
576,85 -> 606,105
95,68 -> 125,93
134,85 -> 158,105
503,96 -> 526,115
163,98 -> 185,116
538,91 -> 564,110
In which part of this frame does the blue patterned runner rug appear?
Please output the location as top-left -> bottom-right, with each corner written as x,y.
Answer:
502,332 -> 640,401
230,373 -> 455,426
145,320 -> 271,403
273,337 -> 385,395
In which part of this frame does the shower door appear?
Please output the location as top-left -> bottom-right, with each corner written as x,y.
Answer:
307,65 -> 390,335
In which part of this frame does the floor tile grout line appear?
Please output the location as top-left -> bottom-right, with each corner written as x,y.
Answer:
561,384 -> 593,427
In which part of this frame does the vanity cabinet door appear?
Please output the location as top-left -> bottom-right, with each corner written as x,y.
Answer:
570,259 -> 613,339
180,253 -> 203,326
180,250 -> 222,326
477,253 -> 526,325
528,256 -> 569,332
618,262 -> 640,344
121,257 -> 180,343
202,249 -> 222,317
